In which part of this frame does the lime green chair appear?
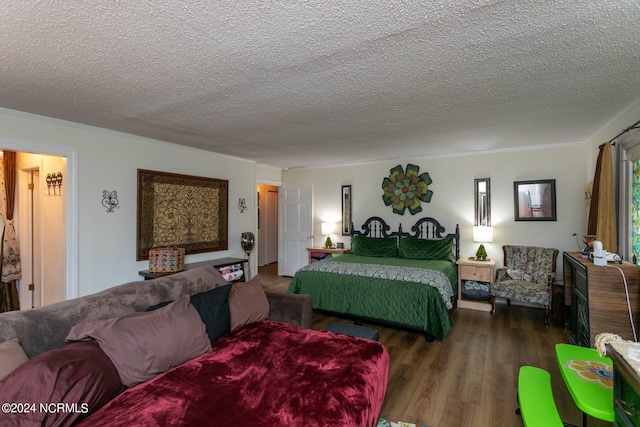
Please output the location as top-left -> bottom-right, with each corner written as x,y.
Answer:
518,366 -> 572,427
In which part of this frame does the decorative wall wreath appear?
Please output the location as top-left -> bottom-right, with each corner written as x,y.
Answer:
382,164 -> 433,215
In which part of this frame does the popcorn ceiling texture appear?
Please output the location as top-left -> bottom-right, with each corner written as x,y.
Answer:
1,1 -> 639,168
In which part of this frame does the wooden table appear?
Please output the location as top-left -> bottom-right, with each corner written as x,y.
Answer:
139,257 -> 248,281
556,343 -> 614,425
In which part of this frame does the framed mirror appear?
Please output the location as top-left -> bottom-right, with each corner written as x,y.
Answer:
474,178 -> 491,226
341,185 -> 352,235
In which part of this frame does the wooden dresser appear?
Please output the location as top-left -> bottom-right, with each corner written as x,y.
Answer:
609,342 -> 640,427
564,252 -> 640,347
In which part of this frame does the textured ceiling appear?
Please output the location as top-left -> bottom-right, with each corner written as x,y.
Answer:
1,1 -> 639,168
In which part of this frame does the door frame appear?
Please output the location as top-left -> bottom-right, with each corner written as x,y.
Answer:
255,178 -> 281,270
0,138 -> 79,300
17,166 -> 41,309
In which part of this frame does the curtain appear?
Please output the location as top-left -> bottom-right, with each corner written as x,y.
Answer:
588,142 -> 617,252
0,151 -> 21,312
632,159 -> 640,263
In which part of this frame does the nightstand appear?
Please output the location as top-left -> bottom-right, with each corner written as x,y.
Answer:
456,257 -> 495,312
306,247 -> 350,264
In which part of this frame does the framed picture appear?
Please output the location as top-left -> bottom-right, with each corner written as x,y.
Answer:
514,179 -> 557,221
341,185 -> 352,235
137,169 -> 228,260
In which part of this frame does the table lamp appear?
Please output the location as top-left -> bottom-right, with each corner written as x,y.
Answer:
321,222 -> 336,248
473,226 -> 493,261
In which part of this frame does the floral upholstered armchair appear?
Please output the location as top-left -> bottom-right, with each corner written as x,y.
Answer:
490,245 -> 559,325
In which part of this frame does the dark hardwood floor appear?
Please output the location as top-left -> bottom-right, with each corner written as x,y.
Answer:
258,263 -> 611,427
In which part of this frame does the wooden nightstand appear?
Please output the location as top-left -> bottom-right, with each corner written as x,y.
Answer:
306,247 -> 350,264
457,257 -> 496,312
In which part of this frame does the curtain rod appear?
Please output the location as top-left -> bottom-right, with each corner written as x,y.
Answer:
610,118 -> 640,146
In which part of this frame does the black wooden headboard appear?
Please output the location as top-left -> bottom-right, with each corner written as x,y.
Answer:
352,216 -> 460,260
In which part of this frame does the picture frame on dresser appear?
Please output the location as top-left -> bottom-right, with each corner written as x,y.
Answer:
514,179 -> 557,221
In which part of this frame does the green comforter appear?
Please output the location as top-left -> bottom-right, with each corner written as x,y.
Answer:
287,254 -> 457,340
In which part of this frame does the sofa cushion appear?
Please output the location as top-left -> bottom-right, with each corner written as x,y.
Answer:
229,275 -> 270,330
491,280 -> 550,306
146,284 -> 232,342
66,295 -> 211,387
0,266 -> 228,359
0,338 -> 28,380
507,268 -> 533,282
0,341 -> 124,426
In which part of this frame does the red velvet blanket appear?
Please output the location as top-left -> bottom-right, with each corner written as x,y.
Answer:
76,321 -> 389,427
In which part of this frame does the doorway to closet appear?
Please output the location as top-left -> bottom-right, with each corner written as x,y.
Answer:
257,184 -> 278,267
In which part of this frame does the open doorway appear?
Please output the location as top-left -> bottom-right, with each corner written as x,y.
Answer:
0,139 -> 77,309
14,151 -> 67,309
257,184 -> 279,267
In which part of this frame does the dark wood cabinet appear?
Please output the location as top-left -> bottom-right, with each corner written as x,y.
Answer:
564,252 -> 640,347
609,343 -> 640,427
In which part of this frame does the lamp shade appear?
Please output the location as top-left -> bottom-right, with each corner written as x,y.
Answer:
473,226 -> 493,243
321,222 -> 336,236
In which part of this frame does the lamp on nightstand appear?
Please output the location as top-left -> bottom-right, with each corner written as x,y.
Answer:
473,226 -> 493,261
321,222 -> 336,248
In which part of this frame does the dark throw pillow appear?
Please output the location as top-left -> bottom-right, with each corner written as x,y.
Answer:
146,284 -> 232,343
66,295 -> 212,387
398,237 -> 453,261
228,276 -> 269,330
350,235 -> 397,257
0,341 -> 124,426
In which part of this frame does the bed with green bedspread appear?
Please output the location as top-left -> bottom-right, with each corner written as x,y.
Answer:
287,255 -> 456,340
287,216 -> 460,341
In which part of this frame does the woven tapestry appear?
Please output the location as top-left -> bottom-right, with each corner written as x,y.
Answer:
137,169 -> 228,260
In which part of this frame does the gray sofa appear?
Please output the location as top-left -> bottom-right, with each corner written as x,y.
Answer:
0,266 -> 312,358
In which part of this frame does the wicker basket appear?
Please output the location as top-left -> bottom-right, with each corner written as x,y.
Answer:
148,247 -> 185,273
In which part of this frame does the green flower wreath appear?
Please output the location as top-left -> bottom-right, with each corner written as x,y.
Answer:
382,164 -> 433,215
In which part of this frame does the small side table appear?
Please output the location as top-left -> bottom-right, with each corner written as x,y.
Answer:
457,257 -> 495,312
306,247 -> 350,264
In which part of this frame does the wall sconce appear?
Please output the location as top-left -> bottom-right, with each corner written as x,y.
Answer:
102,190 -> 119,213
238,198 -> 247,213
45,172 -> 63,196
472,226 -> 493,261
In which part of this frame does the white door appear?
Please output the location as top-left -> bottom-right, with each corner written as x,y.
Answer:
278,186 -> 312,277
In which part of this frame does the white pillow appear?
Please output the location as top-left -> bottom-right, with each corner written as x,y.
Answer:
0,338 -> 29,380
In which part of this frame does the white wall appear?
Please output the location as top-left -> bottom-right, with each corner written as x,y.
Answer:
283,143 -> 589,277
0,108 -> 256,297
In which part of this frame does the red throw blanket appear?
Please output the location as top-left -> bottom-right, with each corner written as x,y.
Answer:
77,321 -> 389,427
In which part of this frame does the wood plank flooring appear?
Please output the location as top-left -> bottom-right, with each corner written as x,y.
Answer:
257,263 -> 611,427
